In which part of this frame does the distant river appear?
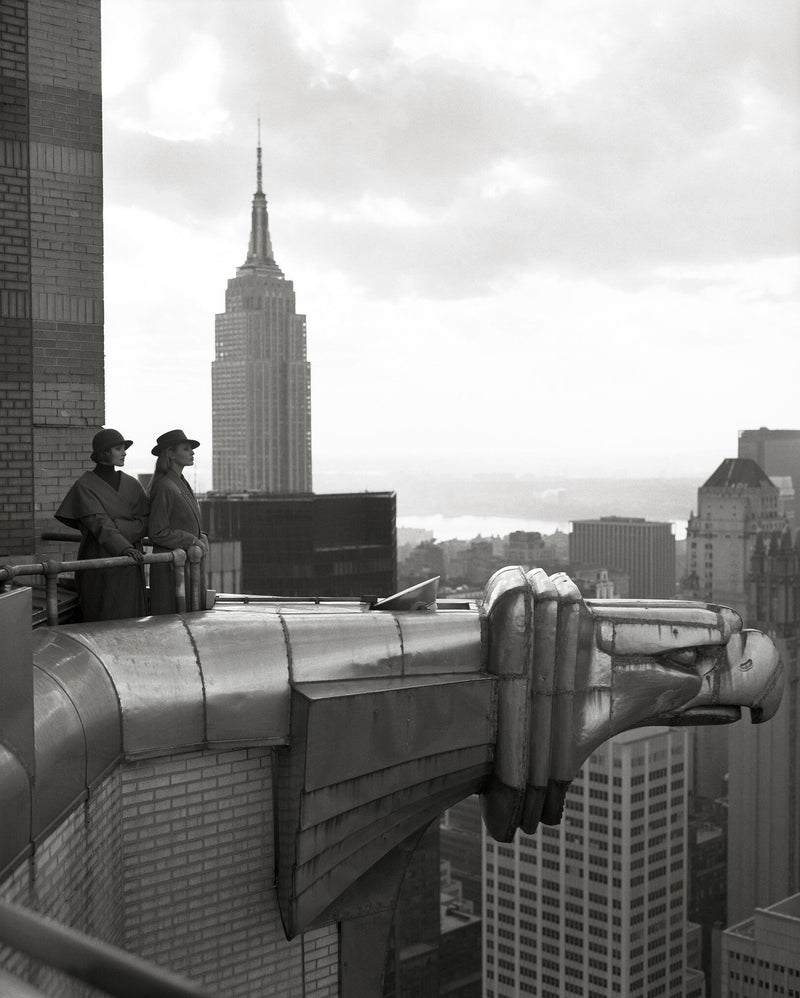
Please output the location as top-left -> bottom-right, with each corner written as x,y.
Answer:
397,514 -> 688,541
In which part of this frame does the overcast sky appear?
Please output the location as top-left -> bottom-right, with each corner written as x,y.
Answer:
101,0 -> 799,493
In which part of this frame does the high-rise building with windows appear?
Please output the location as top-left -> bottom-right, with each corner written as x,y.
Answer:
483,727 -> 701,998
211,138 -> 311,494
725,529 -> 800,926
721,892 -> 800,996
569,517 -> 676,598
685,458 -> 781,617
738,427 -> 800,526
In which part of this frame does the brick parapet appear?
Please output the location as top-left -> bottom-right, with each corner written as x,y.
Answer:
0,748 -> 340,996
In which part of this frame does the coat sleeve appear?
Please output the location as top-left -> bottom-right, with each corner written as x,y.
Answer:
56,476 -> 144,556
148,482 -> 199,550
79,511 -> 140,556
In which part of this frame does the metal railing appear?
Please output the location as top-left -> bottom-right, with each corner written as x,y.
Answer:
0,898 -> 215,998
0,546 -> 206,625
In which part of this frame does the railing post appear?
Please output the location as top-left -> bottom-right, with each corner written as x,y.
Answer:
187,545 -> 203,612
172,549 -> 187,613
44,561 -> 60,626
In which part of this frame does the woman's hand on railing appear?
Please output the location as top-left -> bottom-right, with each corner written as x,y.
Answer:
124,547 -> 144,564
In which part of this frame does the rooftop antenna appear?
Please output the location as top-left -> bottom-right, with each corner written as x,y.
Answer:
256,108 -> 262,194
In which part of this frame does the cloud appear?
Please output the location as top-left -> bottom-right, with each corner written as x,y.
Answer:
103,0 -> 798,302
100,0 -> 800,485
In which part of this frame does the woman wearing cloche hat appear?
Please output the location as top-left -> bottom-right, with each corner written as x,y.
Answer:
55,428 -> 149,621
147,429 -> 210,614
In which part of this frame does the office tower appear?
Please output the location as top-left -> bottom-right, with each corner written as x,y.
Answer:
0,0 -> 105,556
382,824 -> 441,998
721,892 -> 800,994
441,797 -> 484,916
484,727 -> 700,998
738,427 -> 800,525
569,516 -> 676,598
685,458 -> 782,618
199,491 -> 397,597
725,530 -> 800,926
211,138 -> 311,494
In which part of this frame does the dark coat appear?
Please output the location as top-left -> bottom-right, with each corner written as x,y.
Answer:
55,470 -> 149,621
148,468 -> 208,614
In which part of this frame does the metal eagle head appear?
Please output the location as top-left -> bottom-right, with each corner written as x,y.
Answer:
480,566 -> 784,841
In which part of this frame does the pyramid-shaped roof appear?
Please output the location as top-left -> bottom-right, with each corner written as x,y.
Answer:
702,457 -> 774,489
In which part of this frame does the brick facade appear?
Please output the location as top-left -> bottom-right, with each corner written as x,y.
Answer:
0,748 -> 339,997
0,0 -> 105,558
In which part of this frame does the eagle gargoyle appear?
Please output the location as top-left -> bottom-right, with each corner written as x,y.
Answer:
276,565 -> 783,937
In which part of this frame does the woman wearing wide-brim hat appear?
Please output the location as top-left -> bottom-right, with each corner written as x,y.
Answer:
147,429 -> 210,614
55,428 -> 149,621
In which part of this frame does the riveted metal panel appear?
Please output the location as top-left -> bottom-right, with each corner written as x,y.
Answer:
32,668 -> 87,836
298,674 -> 495,791
0,746 -> 30,874
31,629 -> 121,784
185,606 -> 291,745
62,617 -> 204,757
395,610 -> 482,675
284,612 -> 403,683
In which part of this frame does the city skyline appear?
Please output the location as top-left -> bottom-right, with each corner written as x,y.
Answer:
101,0 -> 799,492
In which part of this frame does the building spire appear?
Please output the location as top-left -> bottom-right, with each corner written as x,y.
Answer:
240,118 -> 281,275
256,114 -> 263,194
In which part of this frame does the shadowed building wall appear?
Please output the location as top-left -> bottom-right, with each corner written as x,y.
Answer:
0,0 -> 105,557
726,530 -> 800,926
200,491 -> 397,597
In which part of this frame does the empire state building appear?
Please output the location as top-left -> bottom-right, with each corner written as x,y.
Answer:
212,141 -> 312,493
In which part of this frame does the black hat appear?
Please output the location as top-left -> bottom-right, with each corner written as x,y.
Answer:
91,428 -> 132,462
151,428 -> 201,456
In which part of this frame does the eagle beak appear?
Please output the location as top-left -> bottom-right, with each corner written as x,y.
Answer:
681,628 -> 784,724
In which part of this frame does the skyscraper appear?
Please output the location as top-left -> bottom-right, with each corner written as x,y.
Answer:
484,727 -> 700,998
721,892 -> 800,995
685,458 -> 782,617
569,516 -> 676,598
738,427 -> 800,525
212,136 -> 311,493
725,529 -> 800,926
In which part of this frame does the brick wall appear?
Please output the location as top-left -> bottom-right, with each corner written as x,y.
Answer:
0,0 -> 105,558
0,748 -> 340,997
0,1 -> 35,553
